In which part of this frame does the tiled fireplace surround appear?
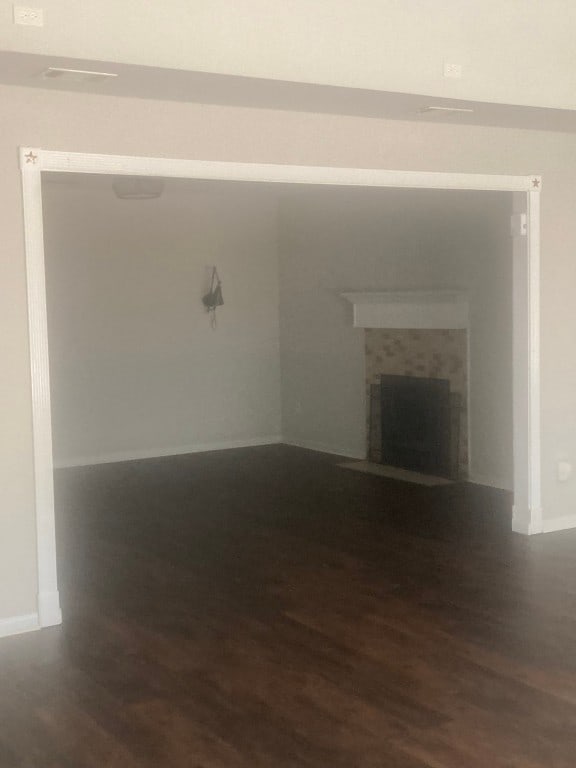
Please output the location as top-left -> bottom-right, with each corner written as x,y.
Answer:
365,328 -> 468,474
343,292 -> 469,477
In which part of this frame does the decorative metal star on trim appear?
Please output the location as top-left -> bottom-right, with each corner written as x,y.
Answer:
532,177 -> 541,188
24,151 -> 38,165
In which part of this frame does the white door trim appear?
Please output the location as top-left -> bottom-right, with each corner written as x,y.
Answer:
19,148 -> 542,630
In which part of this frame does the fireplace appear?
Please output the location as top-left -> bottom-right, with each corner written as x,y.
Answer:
342,292 -> 469,479
379,374 -> 454,478
366,329 -> 467,478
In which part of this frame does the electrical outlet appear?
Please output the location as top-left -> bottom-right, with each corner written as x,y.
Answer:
13,6 -> 44,26
443,62 -> 462,79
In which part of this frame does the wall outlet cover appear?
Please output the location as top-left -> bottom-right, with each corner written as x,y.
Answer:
443,62 -> 463,79
13,6 -> 44,26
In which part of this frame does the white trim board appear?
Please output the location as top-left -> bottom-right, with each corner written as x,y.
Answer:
513,507 -> 545,536
542,514 -> 576,534
0,613 -> 40,640
282,438 -> 366,461
54,436 -> 283,469
466,473 -> 512,492
342,291 -> 469,330
18,148 -> 542,640
38,151 -> 537,192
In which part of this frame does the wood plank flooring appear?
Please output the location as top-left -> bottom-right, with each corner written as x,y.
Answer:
1,444 -> 576,767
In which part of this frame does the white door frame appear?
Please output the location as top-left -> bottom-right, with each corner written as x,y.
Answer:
19,147 -> 542,629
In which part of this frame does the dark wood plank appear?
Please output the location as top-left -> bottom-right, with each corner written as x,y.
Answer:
1,445 -> 575,766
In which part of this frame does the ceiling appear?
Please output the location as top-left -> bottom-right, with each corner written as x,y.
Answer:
3,50 -> 576,135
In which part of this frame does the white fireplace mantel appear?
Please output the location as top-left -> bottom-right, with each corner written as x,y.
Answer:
341,290 -> 469,329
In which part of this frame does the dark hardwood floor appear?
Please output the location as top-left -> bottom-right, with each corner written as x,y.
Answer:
1,445 -> 576,767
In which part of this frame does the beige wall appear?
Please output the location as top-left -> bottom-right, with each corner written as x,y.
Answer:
42,177 -> 281,466
278,187 -> 513,488
1,1 -> 576,110
0,82 -> 575,620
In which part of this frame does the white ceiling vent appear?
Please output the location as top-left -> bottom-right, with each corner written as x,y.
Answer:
113,177 -> 165,200
41,67 -> 119,84
419,105 -> 474,115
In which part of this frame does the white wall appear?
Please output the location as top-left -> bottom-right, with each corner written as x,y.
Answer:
279,187 -> 513,488
1,1 -> 576,110
42,176 -> 281,466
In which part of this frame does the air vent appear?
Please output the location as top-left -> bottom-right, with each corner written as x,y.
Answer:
419,106 -> 474,115
41,67 -> 119,84
113,177 -> 165,200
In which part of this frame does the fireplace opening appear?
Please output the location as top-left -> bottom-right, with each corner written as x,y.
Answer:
378,374 -> 458,479
366,328 -> 467,480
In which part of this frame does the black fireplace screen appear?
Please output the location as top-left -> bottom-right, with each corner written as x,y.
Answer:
379,374 -> 453,478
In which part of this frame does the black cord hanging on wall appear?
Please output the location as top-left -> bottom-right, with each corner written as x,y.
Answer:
202,267 -> 224,329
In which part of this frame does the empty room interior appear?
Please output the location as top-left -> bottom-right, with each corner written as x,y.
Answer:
42,173 -> 514,495
5,2 -> 576,767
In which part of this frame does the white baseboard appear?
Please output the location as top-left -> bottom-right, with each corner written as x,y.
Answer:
38,590 -> 62,627
54,435 -> 283,469
0,613 -> 40,640
542,514 -> 576,534
512,506 -> 543,535
282,438 -> 366,461
467,472 -> 512,491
